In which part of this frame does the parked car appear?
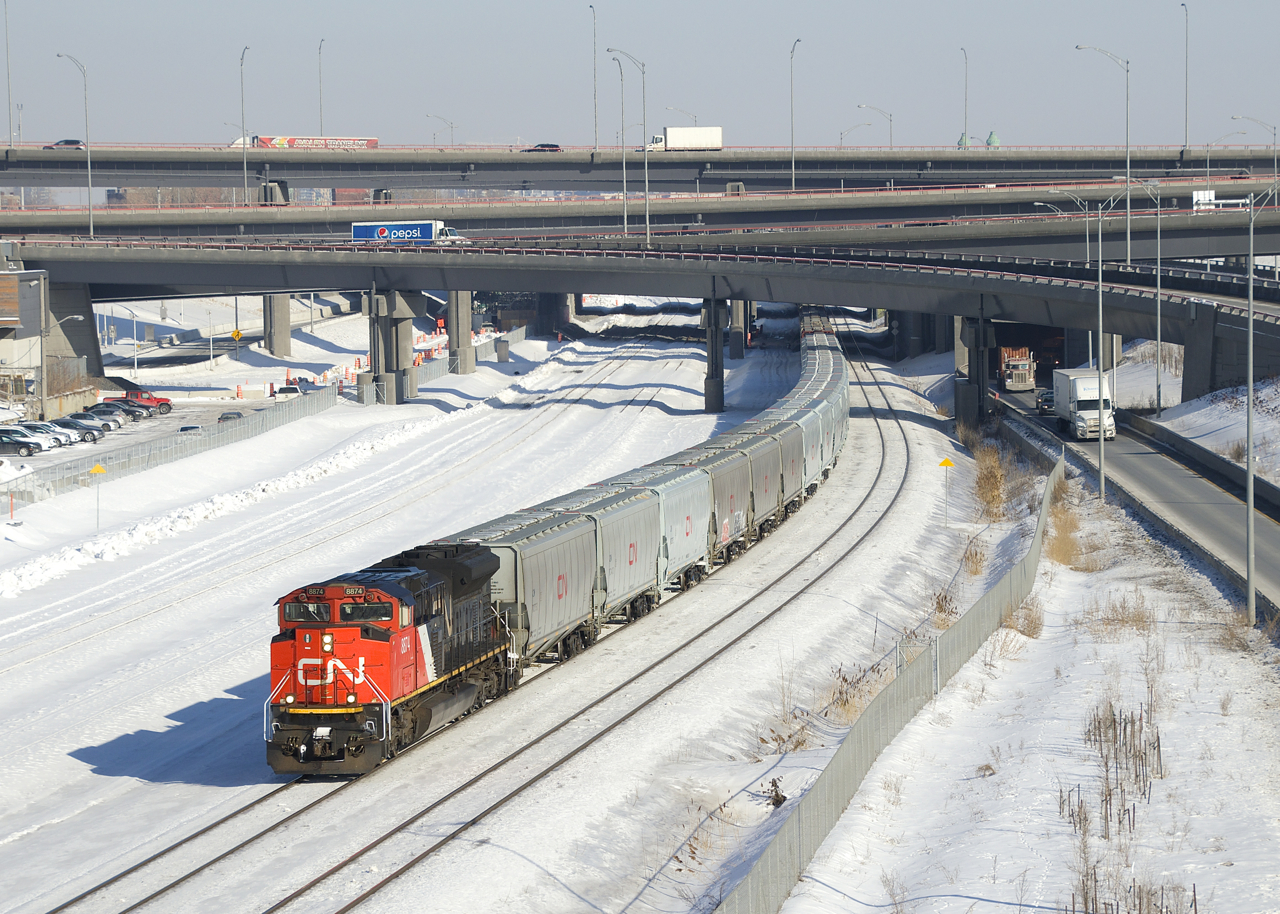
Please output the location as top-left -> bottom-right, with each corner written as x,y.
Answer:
521,143 -> 561,152
101,390 -> 173,414
11,425 -> 63,450
43,138 -> 84,150
218,411 -> 244,423
19,422 -> 75,446
1036,389 -> 1055,415
53,417 -> 102,442
89,401 -> 146,421
0,438 -> 37,458
0,428 -> 47,455
273,385 -> 303,402
67,412 -> 116,432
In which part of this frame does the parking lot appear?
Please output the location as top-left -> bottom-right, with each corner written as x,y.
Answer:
7,401 -> 271,471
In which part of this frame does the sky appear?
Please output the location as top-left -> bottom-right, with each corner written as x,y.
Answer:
6,0 -> 1279,150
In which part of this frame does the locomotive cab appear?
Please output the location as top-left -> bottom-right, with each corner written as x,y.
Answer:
265,546 -> 507,775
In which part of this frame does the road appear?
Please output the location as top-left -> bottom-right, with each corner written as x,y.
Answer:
1006,389 -> 1280,613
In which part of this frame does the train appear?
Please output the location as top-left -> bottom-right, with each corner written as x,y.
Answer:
265,313 -> 850,774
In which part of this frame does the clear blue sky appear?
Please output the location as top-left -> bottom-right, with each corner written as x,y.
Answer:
8,0 -> 1277,149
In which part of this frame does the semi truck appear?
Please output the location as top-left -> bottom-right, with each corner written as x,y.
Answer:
229,135 -> 379,149
1052,368 -> 1115,440
351,220 -> 466,245
646,126 -> 723,151
1000,347 -> 1036,392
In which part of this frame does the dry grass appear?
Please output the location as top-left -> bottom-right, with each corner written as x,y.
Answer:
962,537 -> 988,576
1001,452 -> 1036,515
1003,594 -> 1045,639
1222,439 -> 1247,463
1045,499 -> 1081,567
819,661 -> 891,726
1078,587 -> 1155,639
974,443 -> 1006,520
1218,610 -> 1252,652
957,421 -> 980,451
932,588 -> 960,630
936,402 -> 952,418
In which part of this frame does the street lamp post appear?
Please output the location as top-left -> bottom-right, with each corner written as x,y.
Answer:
1233,115 -> 1277,185
961,48 -> 968,147
790,38 -> 800,190
607,47 -> 649,243
1134,180 -> 1165,417
839,122 -> 871,148
318,39 -> 325,136
666,106 -> 697,126
613,57 -> 626,235
1247,192 -> 1258,624
240,46 -> 250,208
1097,202 -> 1106,499
1182,3 -> 1189,150
1207,130 -> 1245,190
427,114 -> 456,146
1076,45 -> 1130,263
589,5 -> 597,153
858,104 -> 893,148
56,53 -> 92,236
1046,189 -> 1091,262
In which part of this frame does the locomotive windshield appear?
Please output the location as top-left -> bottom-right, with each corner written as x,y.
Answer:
283,601 -> 330,622
340,601 -> 394,622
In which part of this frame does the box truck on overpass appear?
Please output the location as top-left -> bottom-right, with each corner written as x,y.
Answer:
647,126 -> 723,151
351,220 -> 467,245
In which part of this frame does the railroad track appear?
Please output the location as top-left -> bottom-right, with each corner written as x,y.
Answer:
16,333 -> 712,914
54,347 -> 909,914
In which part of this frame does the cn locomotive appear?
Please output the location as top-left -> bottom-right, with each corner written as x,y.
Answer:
266,314 -> 849,774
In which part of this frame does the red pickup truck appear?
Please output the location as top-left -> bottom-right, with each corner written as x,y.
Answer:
102,390 -> 173,414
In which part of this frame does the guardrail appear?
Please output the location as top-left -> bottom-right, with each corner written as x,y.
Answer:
717,451 -> 1065,914
1,385 -> 340,507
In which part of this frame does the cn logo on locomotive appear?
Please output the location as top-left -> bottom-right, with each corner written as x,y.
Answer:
297,656 -> 366,686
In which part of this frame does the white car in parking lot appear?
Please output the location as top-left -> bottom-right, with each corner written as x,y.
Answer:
273,385 -> 303,402
13,424 -> 64,449
21,422 -> 76,446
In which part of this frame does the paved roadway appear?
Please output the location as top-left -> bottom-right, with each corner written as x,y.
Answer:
1006,390 -> 1280,614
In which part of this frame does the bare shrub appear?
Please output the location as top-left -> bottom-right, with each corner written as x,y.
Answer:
1051,474 -> 1069,505
932,588 -> 960,630
1045,499 -> 1080,567
1004,594 -> 1045,639
1220,691 -> 1234,716
879,868 -> 911,914
1218,610 -> 1252,652
935,402 -> 952,418
957,421 -> 980,451
819,661 -> 890,726
1079,587 -> 1154,639
1001,452 -> 1036,515
974,444 -> 1006,520
1222,439 -> 1247,463
962,538 -> 987,576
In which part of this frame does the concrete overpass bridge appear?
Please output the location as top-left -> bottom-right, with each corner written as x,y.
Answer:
7,238 -> 1278,414
2,144 -> 1274,194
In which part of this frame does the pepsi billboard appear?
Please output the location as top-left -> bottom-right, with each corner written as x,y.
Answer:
351,221 -> 440,244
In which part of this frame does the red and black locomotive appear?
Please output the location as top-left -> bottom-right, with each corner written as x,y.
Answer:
265,544 -> 514,774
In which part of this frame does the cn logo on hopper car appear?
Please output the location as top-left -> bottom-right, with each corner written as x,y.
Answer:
556,574 -> 568,599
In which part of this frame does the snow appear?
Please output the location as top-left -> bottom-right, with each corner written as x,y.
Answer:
2,301 -> 1278,914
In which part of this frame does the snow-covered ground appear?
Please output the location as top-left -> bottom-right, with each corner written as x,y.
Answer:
2,301 -> 1277,914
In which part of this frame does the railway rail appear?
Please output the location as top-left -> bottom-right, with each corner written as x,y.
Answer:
61,343 -> 907,914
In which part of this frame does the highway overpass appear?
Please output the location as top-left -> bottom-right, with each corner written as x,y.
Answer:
2,144 -> 1275,194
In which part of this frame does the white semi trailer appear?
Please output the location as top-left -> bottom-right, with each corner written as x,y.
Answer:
1053,369 -> 1115,440
647,126 -> 723,151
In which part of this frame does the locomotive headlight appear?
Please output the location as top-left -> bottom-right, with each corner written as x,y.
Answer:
322,633 -> 334,653
346,693 -> 357,704
284,694 -> 295,704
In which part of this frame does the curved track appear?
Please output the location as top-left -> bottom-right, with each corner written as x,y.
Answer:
74,347 -> 909,914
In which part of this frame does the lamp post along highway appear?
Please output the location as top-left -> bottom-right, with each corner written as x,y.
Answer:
961,48 -> 968,147
427,114 -> 456,146
4,0 -> 12,148
613,56 -> 626,235
57,53 -> 92,236
1207,130 -> 1245,190
858,104 -> 893,148
1233,115 -> 1277,186
1247,192 -> 1257,625
1182,3 -> 1189,150
590,5 -> 597,152
1135,180 -> 1165,417
1047,188 -> 1091,262
1076,45 -> 1130,262
318,39 -> 325,136
839,123 -> 870,148
607,47 -> 649,244
790,38 -> 800,190
1097,202 -> 1106,499
666,106 -> 697,126
240,46 -> 249,208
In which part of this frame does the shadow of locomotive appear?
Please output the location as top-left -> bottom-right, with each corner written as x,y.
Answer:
68,674 -> 287,787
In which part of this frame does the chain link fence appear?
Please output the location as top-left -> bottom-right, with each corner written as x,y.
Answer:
2,385 -> 341,507
716,453 -> 1066,914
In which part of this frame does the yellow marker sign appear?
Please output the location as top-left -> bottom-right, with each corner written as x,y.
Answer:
90,464 -> 106,474
231,329 -> 242,341
939,458 -> 955,467
940,458 -> 954,526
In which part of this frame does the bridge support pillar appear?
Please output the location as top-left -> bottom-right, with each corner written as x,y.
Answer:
448,290 -> 476,375
728,299 -> 746,360
1182,305 -> 1217,401
535,293 -> 574,335
263,293 -> 291,357
703,298 -> 726,413
934,313 -> 954,354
